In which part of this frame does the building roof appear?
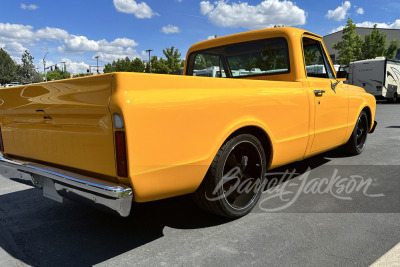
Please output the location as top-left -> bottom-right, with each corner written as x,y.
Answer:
323,27 -> 400,58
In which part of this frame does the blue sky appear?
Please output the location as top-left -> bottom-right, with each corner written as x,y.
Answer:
1,0 -> 400,73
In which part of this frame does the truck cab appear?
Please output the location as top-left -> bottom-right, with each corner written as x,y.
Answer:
185,27 -> 359,155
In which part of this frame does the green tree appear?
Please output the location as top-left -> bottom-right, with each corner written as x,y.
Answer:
163,46 -> 182,73
103,61 -> 116,73
194,54 -> 220,70
18,50 -> 42,84
362,24 -> 387,59
45,70 -> 71,81
114,57 -> 130,71
0,48 -> 18,84
104,57 -> 146,73
104,47 -> 184,74
332,18 -> 364,65
194,55 -> 207,70
129,57 -> 145,72
150,56 -> 170,74
73,73 -> 90,78
385,39 -> 399,59
304,47 -> 318,66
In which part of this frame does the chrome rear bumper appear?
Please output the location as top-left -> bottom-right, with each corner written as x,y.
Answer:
0,156 -> 133,217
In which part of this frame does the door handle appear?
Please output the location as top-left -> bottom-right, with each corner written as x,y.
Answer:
314,90 -> 325,96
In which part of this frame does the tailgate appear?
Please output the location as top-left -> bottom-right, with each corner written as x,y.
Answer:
0,74 -> 117,180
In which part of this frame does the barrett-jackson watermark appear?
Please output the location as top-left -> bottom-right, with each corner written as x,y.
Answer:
206,167 -> 384,212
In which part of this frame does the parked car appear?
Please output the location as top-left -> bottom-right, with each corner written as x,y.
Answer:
0,27 -> 377,218
3,82 -> 21,87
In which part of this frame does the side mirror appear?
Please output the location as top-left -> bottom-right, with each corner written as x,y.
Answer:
336,70 -> 348,79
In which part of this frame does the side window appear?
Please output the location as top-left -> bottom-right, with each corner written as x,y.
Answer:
303,38 -> 333,78
226,38 -> 289,77
193,54 -> 225,77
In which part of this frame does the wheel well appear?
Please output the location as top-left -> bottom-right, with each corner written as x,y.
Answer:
225,126 -> 273,168
362,106 -> 372,129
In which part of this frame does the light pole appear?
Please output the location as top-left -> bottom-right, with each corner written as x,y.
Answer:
43,49 -> 49,82
146,49 -> 153,73
60,61 -> 66,78
95,56 -> 99,74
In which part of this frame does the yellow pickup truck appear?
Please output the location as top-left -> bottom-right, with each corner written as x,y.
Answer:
0,27 -> 376,218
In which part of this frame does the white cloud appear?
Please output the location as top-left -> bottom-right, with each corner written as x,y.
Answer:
110,38 -> 138,47
113,0 -> 157,19
3,42 -> 27,54
58,35 -> 101,53
329,19 -> 400,34
200,1 -> 215,15
199,0 -> 306,30
57,35 -> 140,61
326,1 -> 351,21
0,23 -> 35,40
356,7 -> 364,15
37,60 -> 55,73
60,58 -> 89,74
94,48 -> 142,63
57,34 -> 141,62
0,22 -> 142,71
356,20 -> 400,29
329,25 -> 345,33
161,25 -> 180,34
20,3 -> 38,10
36,27 -> 69,40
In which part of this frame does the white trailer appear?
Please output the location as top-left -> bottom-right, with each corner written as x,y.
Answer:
346,57 -> 400,101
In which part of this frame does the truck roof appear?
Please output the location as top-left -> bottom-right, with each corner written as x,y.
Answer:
187,27 -> 320,54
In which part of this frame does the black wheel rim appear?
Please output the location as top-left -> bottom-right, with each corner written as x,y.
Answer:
356,115 -> 367,151
222,141 -> 263,210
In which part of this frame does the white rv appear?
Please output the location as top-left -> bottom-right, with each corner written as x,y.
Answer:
346,57 -> 400,101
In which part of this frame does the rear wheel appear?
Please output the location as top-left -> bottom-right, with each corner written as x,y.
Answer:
342,110 -> 369,156
193,134 -> 267,218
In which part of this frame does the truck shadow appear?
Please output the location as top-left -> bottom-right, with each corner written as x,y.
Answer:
0,149 -> 341,266
0,188 -> 231,266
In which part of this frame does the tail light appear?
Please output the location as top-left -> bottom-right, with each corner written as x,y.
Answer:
115,131 -> 128,177
0,125 -> 4,152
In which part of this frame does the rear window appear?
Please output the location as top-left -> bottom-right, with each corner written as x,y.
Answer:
187,37 -> 290,78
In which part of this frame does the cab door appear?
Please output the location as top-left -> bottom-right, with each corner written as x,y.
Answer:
303,37 -> 348,153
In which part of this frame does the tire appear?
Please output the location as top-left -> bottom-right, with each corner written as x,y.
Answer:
342,110 -> 369,156
193,134 -> 267,218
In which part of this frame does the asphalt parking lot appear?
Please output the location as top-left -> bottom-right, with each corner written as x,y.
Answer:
1,102 -> 400,267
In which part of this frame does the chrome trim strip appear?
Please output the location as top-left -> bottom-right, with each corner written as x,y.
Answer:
0,156 -> 133,217
25,164 -> 129,194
